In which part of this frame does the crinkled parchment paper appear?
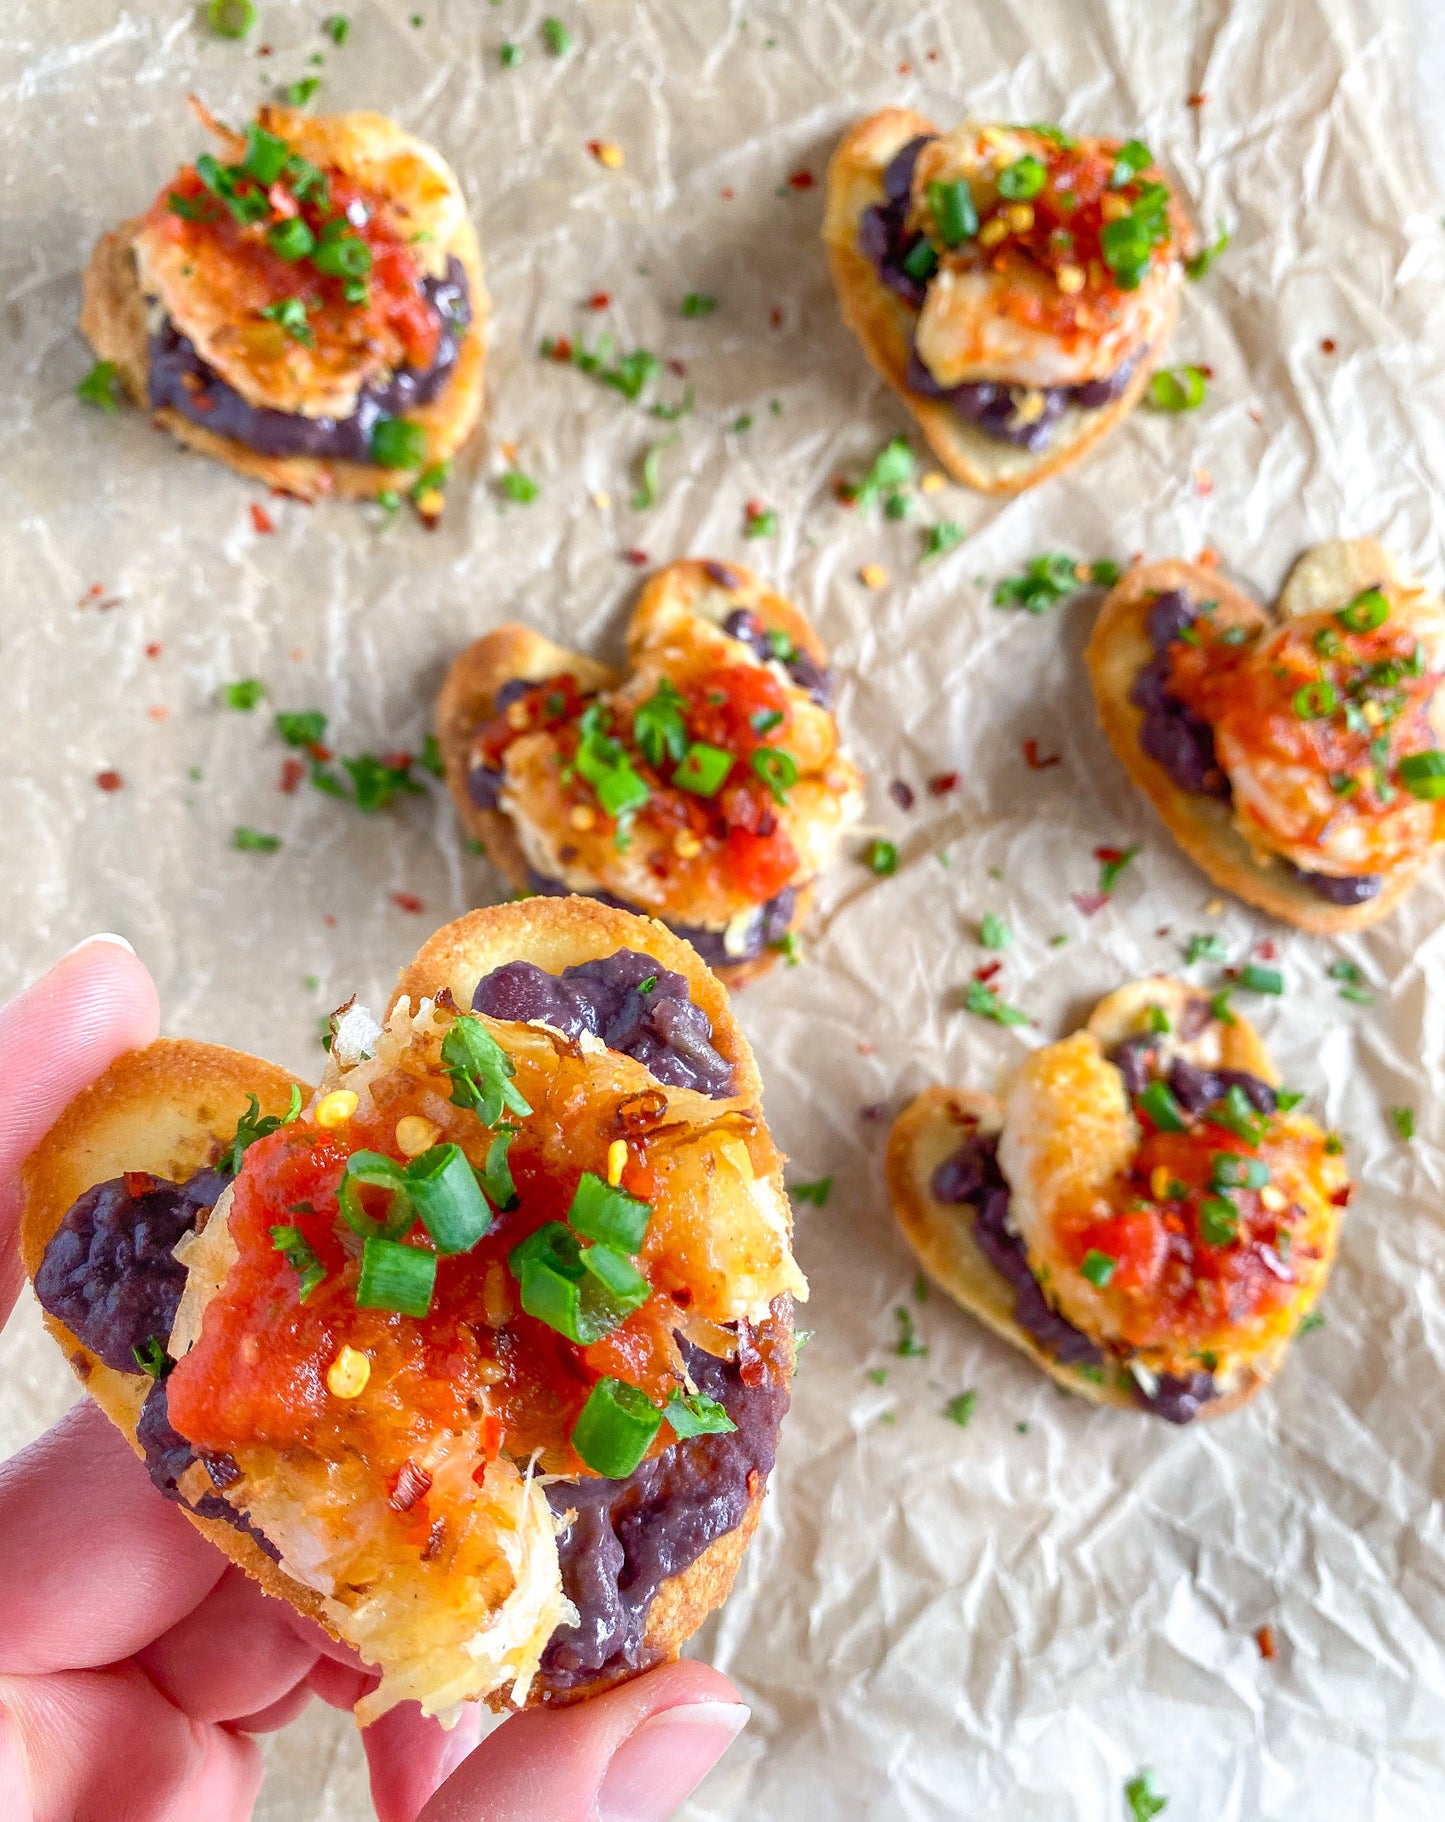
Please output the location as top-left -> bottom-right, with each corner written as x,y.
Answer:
3,1 -> 1445,1816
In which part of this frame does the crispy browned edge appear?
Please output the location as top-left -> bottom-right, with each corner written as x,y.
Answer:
1084,557 -> 1426,933
392,899 -> 795,1704
821,108 -> 1176,495
434,557 -> 833,988
883,975 -> 1295,1420
16,1040 -> 338,1630
77,138 -> 489,503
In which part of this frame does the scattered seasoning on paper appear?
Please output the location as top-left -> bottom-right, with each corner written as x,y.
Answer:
1256,1624 -> 1277,1660
1022,739 -> 1061,769
250,502 -> 276,534
994,554 -> 1119,613
392,892 -> 425,914
1124,1770 -> 1168,1821
96,770 -> 124,792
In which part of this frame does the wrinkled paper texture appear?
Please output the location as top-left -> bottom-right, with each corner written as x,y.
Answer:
3,1 -> 1445,1816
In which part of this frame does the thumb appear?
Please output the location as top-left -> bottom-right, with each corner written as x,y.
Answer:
416,1660 -> 749,1822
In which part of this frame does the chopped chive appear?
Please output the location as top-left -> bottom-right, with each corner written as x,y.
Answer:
404,1144 -> 493,1254
680,291 -> 717,317
751,746 -> 798,805
542,16 -> 571,54
673,742 -> 734,797
1210,1153 -> 1269,1191
572,1378 -> 661,1476
928,177 -> 978,246
1206,1085 -> 1268,1147
356,1235 -> 437,1316
943,1390 -> 978,1426
222,677 -> 265,711
997,153 -> 1046,199
1237,963 -> 1283,995
962,979 -> 1029,1026
1391,1105 -> 1416,1140
1080,1249 -> 1116,1288
233,826 -> 281,852
77,360 -> 122,410
1293,679 -> 1337,719
894,1306 -> 927,1357
1136,1080 -> 1186,1133
865,838 -> 899,876
1335,587 -> 1389,632
979,911 -> 1012,950
1184,933 -> 1228,964
791,1177 -> 832,1206
567,1172 -> 652,1252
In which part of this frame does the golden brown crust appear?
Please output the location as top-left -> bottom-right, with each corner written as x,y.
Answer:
434,559 -> 843,987
885,1082 -> 1263,1419
17,1042 -> 334,1635
78,115 -> 489,503
1085,555 -> 1427,932
822,108 -> 1174,494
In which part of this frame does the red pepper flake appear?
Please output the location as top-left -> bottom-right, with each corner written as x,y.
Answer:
380,750 -> 413,772
1256,1624 -> 1277,1660
258,43 -> 272,57
888,779 -> 916,811
973,960 -> 1003,984
144,641 -> 163,659
279,756 -> 305,794
147,705 -> 168,722
926,48 -> 939,60
1094,845 -> 1126,865
769,307 -> 784,328
1330,1184 -> 1353,1207
123,1171 -> 157,1197
323,913 -> 338,928
1248,406 -> 1264,425
1023,739 -> 1061,770
1320,338 -> 1337,355
897,62 -> 911,74
622,548 -> 649,567
1071,890 -> 1110,918
928,770 -> 960,795
1195,467 -> 1214,496
548,335 -> 574,362
588,292 -> 611,311
388,1458 -> 433,1513
1254,939 -> 1278,960
1196,547 -> 1220,568
860,1102 -> 890,1122
1155,926 -> 1172,938
250,503 -> 276,535
832,477 -> 856,506
1187,91 -> 1208,107
289,647 -> 306,662
721,186 -> 735,200
787,169 -> 815,191
87,582 -> 104,598
392,892 -> 425,915
858,1041 -> 876,1055
667,358 -> 687,378
96,769 -> 124,792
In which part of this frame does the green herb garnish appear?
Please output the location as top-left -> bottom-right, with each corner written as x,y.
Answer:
221,1084 -> 303,1173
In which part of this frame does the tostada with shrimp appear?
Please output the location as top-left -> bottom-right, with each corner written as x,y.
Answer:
887,977 -> 1350,1422
21,900 -> 805,1718
823,111 -> 1191,491
1086,539 -> 1445,930
436,558 -> 865,986
80,101 -> 486,510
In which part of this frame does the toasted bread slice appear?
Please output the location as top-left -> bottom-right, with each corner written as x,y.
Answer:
79,108 -> 487,504
822,108 -> 1174,494
1085,541 -> 1439,932
20,900 -> 792,1711
435,559 -> 855,987
885,978 -> 1340,1419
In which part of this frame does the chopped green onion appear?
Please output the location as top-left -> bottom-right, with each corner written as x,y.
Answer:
1098,844 -> 1141,892
997,154 -> 1047,199
1206,1085 -> 1268,1147
865,838 -> 899,876
1145,1005 -> 1171,1034
337,1151 -> 412,1239
962,979 -> 1029,1026
928,178 -> 978,246
1399,751 -> 1445,799
510,1225 -> 649,1344
1125,1768 -> 1169,1822
673,742 -> 734,797
280,77 -> 321,106
571,1378 -> 662,1476
542,16 -> 571,54
1313,626 -> 1342,658
979,911 -> 1011,950
1329,773 -> 1359,796
234,826 -> 281,852
1136,1080 -> 1187,1133
743,506 -> 778,538
324,14 -> 351,46
477,1125 -> 519,1210
751,708 -> 785,736
1237,963 -> 1283,995
441,1015 -> 533,1124
633,679 -> 689,769
943,1390 -> 978,1426
1391,1106 -> 1415,1140
1293,679 -> 1337,719
1210,1153 -> 1269,1191
1185,229 -> 1230,281
900,238 -> 939,282
167,192 -> 215,221
1080,1249 -> 1116,1288
499,41 -> 522,66
766,628 -> 795,660
222,677 -> 265,710
1210,987 -> 1236,1025
1184,932 -> 1228,964
665,1388 -> 737,1437
848,436 -> 915,509
276,708 -> 327,747
243,124 -> 290,186
680,291 -> 717,317
133,1336 -> 170,1378
790,1177 -> 832,1206
207,0 -> 257,37
370,416 -> 428,471
567,1172 -> 652,1252
77,360 -> 122,410
357,1235 -> 436,1316
259,296 -> 313,344
269,1223 -> 327,1299
1276,1088 -> 1305,1112
312,229 -> 372,278
921,522 -> 966,563
751,746 -> 798,805
500,469 -> 540,503
404,1144 -> 493,1254
1110,139 -> 1153,187
1335,588 -> 1389,633
1148,365 -> 1207,411
1198,1196 -> 1239,1246
894,1306 -> 927,1357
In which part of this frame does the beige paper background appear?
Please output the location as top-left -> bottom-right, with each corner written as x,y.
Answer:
3,1 -> 1445,1816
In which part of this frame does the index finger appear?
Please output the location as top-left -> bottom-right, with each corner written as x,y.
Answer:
0,936 -> 159,1326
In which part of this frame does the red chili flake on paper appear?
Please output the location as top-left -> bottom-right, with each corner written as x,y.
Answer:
973,961 -> 1002,984
1023,739 -> 1061,770
392,892 -> 425,915
1195,467 -> 1214,496
323,913 -> 338,928
888,780 -> 916,811
926,48 -> 939,60
858,1041 -> 876,1055
548,335 -> 574,362
832,477 -> 855,506
87,583 -> 104,598
667,358 -> 687,378
1248,406 -> 1264,425
1321,338 -> 1337,354
897,62 -> 911,74
1094,845 -> 1126,865
380,751 -> 413,772
144,642 -> 163,659
1330,1184 -> 1353,1207
250,503 -> 276,535
257,44 -> 272,57
787,170 -> 814,190
279,757 -> 305,794
147,705 -> 168,722
588,292 -> 611,311
769,307 -> 784,328
1187,91 -> 1208,107
622,548 -> 649,567
928,771 -> 960,795
1256,1625 -> 1277,1659
1155,925 -> 1172,938
1071,890 -> 1110,917
721,186 -> 735,200
1255,939 -> 1278,960
859,1102 -> 890,1122
96,770 -> 124,792
1196,547 -> 1220,568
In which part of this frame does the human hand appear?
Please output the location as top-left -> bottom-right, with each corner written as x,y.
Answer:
0,937 -> 749,1822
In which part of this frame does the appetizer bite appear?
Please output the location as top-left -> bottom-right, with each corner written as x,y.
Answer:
823,111 -> 1189,492
80,103 -> 486,508
22,900 -> 805,1717
436,559 -> 865,985
887,978 -> 1349,1421
1087,539 -> 1445,930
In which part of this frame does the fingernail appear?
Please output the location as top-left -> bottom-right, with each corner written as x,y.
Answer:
598,1700 -> 749,1822
62,932 -> 135,959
